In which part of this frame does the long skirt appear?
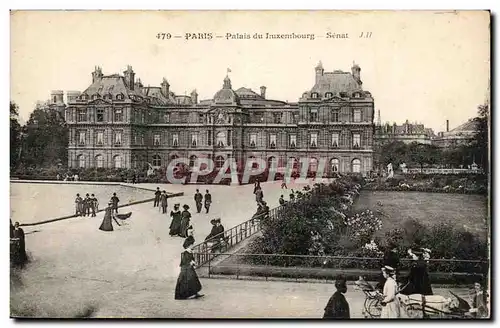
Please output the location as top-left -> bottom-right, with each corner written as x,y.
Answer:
380,301 -> 401,318
99,215 -> 113,232
170,217 -> 182,236
174,266 -> 202,300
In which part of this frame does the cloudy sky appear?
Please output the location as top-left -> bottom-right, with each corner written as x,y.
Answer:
10,10 -> 489,132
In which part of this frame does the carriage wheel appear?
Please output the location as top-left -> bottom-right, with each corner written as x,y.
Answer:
405,303 -> 423,318
366,298 -> 382,318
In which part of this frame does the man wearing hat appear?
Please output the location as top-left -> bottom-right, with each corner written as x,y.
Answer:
323,276 -> 350,319
154,187 -> 161,207
110,193 -> 120,214
194,189 -> 203,213
179,204 -> 192,238
204,190 -> 212,214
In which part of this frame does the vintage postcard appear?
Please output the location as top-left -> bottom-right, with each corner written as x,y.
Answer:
9,10 -> 490,319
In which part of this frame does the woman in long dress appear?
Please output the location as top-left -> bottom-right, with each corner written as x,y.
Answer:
174,237 -> 204,300
169,203 -> 182,236
400,249 -> 433,295
179,204 -> 192,238
99,202 -> 121,232
380,266 -> 401,318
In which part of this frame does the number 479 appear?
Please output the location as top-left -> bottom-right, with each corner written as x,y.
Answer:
157,33 -> 172,40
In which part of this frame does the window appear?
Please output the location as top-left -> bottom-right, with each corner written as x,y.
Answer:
352,159 -> 361,173
191,133 -> 198,147
293,114 -> 299,124
189,155 -> 197,167
289,134 -> 297,148
216,132 -> 226,147
353,109 -> 361,123
113,155 -> 122,168
92,94 -> 99,100
269,134 -> 277,148
132,155 -> 138,168
353,133 -> 361,148
250,133 -> 257,147
95,155 -> 104,168
114,109 -> 123,122
78,131 -> 86,145
140,133 -> 145,145
332,132 -> 339,147
215,155 -> 225,169
114,131 -> 122,145
198,114 -> 204,124
154,134 -> 161,146
310,133 -> 318,148
309,158 -> 318,172
97,108 -> 104,122
273,113 -> 282,124
249,156 -> 258,169
331,110 -> 339,122
77,109 -> 87,122
78,155 -> 85,168
311,93 -> 319,99
152,155 -> 161,167
116,94 -> 124,100
207,131 -> 212,146
331,158 -> 340,172
227,130 -> 232,146
268,156 -> 278,171
309,108 -> 318,122
180,113 -> 189,123
96,131 -> 104,146
288,157 -> 299,169
164,113 -> 170,123
172,134 -> 179,147
53,96 -> 57,103
325,92 -> 333,98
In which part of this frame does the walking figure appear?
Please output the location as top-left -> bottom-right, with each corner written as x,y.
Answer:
179,205 -> 192,238
83,193 -> 91,217
204,190 -> 212,214
75,193 -> 83,216
90,193 -> 99,217
154,187 -> 161,207
194,189 -> 203,213
169,204 -> 182,236
110,193 -> 120,214
160,190 -> 168,214
174,237 -> 204,300
323,276 -> 350,319
99,202 -> 121,232
281,178 -> 288,189
279,195 -> 285,206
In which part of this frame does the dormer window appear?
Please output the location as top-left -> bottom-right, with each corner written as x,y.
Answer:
116,93 -> 124,100
81,94 -> 88,101
311,92 -> 319,99
325,92 -> 333,98
302,92 -> 308,98
92,94 -> 99,100
353,92 -> 362,98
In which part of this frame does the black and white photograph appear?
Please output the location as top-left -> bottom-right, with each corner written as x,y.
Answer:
8,10 -> 491,319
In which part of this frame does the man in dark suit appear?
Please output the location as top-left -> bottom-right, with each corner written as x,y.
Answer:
154,187 -> 161,207
204,190 -> 212,214
194,189 -> 203,213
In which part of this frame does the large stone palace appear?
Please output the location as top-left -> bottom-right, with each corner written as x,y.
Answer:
62,62 -> 375,175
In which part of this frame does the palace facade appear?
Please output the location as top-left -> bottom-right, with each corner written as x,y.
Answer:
63,62 -> 375,175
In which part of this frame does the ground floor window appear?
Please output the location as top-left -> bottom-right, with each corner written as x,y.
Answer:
78,155 -> 85,168
95,155 -> 104,168
352,158 -> 361,173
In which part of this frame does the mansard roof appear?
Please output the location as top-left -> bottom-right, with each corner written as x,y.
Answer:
450,119 -> 478,133
310,71 -> 362,96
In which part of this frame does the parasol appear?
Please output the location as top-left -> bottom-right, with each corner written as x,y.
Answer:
115,212 -> 132,220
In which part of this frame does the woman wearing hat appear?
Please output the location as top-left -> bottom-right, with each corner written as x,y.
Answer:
205,219 -> 218,241
99,202 -> 121,232
179,204 -> 192,238
380,266 -> 401,318
169,204 -> 182,237
323,276 -> 350,319
174,237 -> 204,300
400,248 -> 433,296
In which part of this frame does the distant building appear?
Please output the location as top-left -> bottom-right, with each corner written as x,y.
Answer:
62,62 -> 375,175
374,115 -> 435,146
433,119 -> 477,149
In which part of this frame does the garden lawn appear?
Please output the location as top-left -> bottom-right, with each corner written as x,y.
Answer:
354,191 -> 488,239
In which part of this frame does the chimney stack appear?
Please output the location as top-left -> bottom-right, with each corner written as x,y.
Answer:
190,89 -> 198,104
260,86 -> 267,99
161,78 -> 170,97
446,120 -> 449,132
123,65 -> 135,90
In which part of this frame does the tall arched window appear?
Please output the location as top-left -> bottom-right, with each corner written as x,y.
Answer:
352,158 -> 361,173
77,155 -> 85,168
95,155 -> 104,168
249,155 -> 258,169
152,155 -> 161,167
189,155 -> 197,167
215,155 -> 225,169
268,156 -> 278,171
330,158 -> 340,172
216,132 -> 226,147
309,157 -> 318,172
113,155 -> 122,168
288,157 -> 298,169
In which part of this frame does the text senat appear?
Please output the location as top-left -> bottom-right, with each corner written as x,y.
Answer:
185,33 -> 213,40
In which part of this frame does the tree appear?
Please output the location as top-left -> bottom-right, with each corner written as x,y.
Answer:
378,141 -> 409,169
10,102 -> 22,169
471,104 -> 489,173
21,101 -> 68,168
408,142 -> 440,171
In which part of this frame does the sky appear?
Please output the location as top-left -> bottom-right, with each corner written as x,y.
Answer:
10,10 -> 490,132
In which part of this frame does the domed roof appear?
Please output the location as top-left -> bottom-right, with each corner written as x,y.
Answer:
213,75 -> 239,104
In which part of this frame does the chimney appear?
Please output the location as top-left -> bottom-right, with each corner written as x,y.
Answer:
315,61 -> 324,83
446,120 -> 449,132
50,90 -> 64,105
161,78 -> 170,97
351,62 -> 362,85
190,89 -> 198,104
123,65 -> 135,90
260,86 -> 267,99
92,66 -> 103,83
